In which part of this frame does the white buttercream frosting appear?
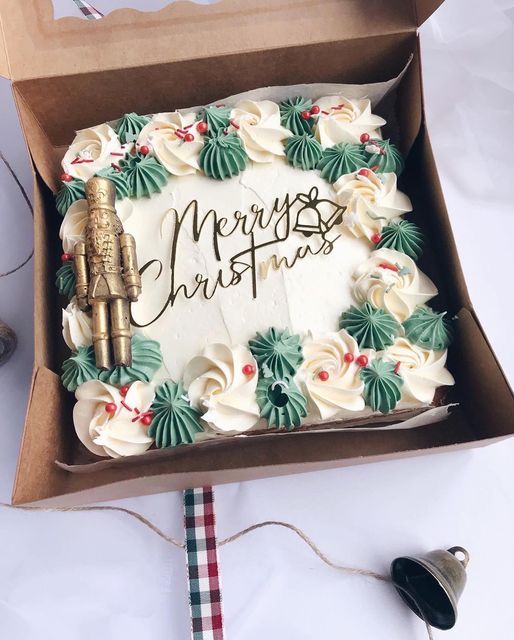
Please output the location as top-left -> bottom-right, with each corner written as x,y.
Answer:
230,100 -> 292,163
62,298 -> 93,351
384,337 -> 455,403
137,112 -> 203,176
62,124 -> 125,181
60,198 -> 133,252
183,343 -> 260,433
334,171 -> 412,240
314,96 -> 386,147
295,329 -> 365,419
353,248 -> 438,322
74,380 -> 155,458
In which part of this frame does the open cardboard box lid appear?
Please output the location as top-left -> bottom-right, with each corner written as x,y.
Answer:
0,0 -> 444,82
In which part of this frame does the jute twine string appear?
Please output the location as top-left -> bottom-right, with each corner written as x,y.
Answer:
0,502 -> 433,638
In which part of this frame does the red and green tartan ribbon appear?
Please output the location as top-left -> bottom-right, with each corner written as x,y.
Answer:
72,0 -> 104,19
184,487 -> 225,640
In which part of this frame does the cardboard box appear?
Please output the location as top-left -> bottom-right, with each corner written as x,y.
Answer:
1,0 -> 512,506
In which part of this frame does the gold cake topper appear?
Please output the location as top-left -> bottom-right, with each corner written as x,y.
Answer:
74,176 -> 141,369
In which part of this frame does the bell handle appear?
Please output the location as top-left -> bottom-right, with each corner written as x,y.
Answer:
447,546 -> 469,568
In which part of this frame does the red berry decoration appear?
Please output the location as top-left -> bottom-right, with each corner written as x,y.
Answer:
120,385 -> 130,397
301,110 -> 311,121
184,133 -> 195,142
105,402 -> 117,414
141,415 -> 153,426
358,168 -> 371,177
61,252 -> 72,262
371,233 -> 382,244
196,121 -> 208,134
356,355 -> 369,367
394,361 -> 402,375
318,370 -> 330,381
360,133 -> 370,143
242,364 -> 256,376
139,145 -> 150,156
60,173 -> 73,183
343,353 -> 355,363
310,105 -> 320,115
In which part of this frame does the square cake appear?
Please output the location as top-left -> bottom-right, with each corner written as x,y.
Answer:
55,90 -> 454,459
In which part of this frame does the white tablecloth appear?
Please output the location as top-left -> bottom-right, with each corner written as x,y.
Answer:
1,1 -> 513,638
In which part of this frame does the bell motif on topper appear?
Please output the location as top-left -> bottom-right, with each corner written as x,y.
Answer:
293,186 -> 346,238
74,176 -> 142,370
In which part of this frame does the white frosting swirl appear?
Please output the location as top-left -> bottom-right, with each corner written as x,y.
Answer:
334,171 -> 412,240
230,100 -> 291,163
314,96 -> 386,147
62,298 -> 93,351
74,380 -> 155,458
295,330 -> 365,420
183,343 -> 260,433
352,248 -> 438,323
137,112 -> 203,176
60,198 -> 133,252
384,338 -> 455,403
62,124 -> 125,181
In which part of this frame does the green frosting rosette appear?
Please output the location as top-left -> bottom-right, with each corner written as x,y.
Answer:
149,380 -> 203,448
55,178 -> 86,217
256,375 -> 307,431
62,345 -> 99,392
95,166 -> 130,201
200,105 -> 232,136
363,138 -> 404,176
199,132 -> 248,180
99,334 -> 163,386
120,152 -> 169,198
115,112 -> 151,144
249,327 -> 304,378
55,262 -> 76,299
284,134 -> 323,171
403,306 -> 453,351
317,143 -> 368,183
340,303 -> 400,350
279,97 -> 314,136
376,220 -> 424,261
360,357 -> 403,414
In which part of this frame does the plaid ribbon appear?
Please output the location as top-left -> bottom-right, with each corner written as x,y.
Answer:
184,487 -> 225,640
72,0 -> 104,19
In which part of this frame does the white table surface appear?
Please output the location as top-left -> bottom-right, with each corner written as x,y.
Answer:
1,1 -> 514,638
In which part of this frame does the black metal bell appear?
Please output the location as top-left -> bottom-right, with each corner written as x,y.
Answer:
391,546 -> 469,631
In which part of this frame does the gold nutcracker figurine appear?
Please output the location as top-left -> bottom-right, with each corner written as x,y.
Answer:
74,176 -> 141,370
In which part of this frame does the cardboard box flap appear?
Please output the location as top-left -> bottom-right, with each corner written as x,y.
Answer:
0,0 -> 443,82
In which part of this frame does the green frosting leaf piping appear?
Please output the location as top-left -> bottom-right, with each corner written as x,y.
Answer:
95,166 -> 130,201
55,179 -> 86,217
360,358 -> 403,414
99,334 -> 163,386
363,138 -> 405,176
317,143 -> 368,183
199,132 -> 248,180
256,375 -> 307,430
284,134 -> 323,171
340,303 -> 401,350
149,380 -> 203,447
120,152 -> 169,198
62,345 -> 99,392
376,220 -> 424,261
279,97 -> 313,136
115,112 -> 150,144
249,327 -> 304,378
201,106 -> 232,136
403,307 -> 453,350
